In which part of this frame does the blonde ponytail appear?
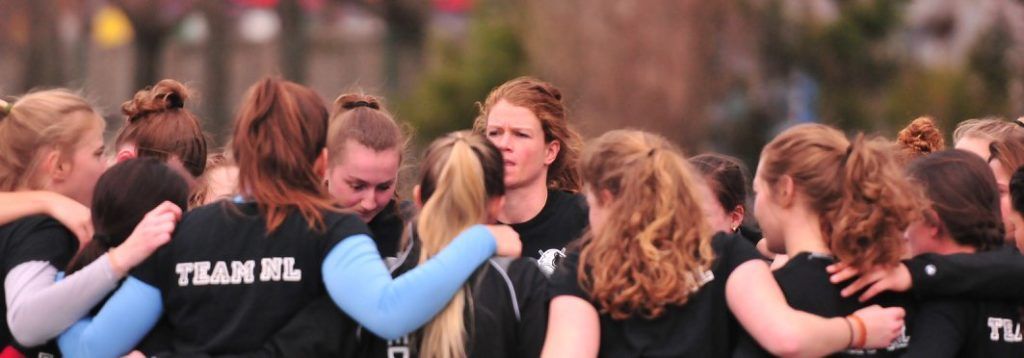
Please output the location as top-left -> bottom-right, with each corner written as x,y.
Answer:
414,131 -> 505,358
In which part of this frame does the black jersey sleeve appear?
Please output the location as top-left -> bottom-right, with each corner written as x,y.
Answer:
547,249 -> 588,300
906,248 -> 1024,301
4,217 -> 77,273
130,245 -> 166,289
320,213 -> 373,261
509,258 -> 550,357
903,300 -> 969,358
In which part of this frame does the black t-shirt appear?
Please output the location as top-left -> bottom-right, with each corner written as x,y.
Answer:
904,299 -> 1023,357
367,200 -> 412,258
549,232 -> 761,357
361,238 -> 549,358
734,252 -> 914,357
504,189 -> 588,260
132,202 -> 369,354
0,215 -> 78,357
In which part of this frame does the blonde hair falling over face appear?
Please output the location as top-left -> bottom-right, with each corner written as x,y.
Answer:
579,129 -> 715,320
414,131 -> 505,358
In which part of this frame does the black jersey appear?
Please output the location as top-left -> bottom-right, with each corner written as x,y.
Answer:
367,200 -> 412,258
504,189 -> 587,274
361,237 -> 549,358
0,215 -> 77,357
734,252 -> 914,357
905,298 -> 1023,357
131,202 -> 368,354
549,232 -> 761,357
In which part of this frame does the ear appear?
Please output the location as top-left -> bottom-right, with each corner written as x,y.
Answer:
320,148 -> 331,186
313,149 -> 327,178
412,185 -> 423,209
729,205 -> 746,229
599,188 -> 614,206
543,139 -> 561,166
774,175 -> 796,208
114,148 -> 137,163
37,149 -> 63,184
922,210 -> 944,240
486,195 -> 506,223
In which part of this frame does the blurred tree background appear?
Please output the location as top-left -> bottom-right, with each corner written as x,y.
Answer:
1,0 -> 1022,168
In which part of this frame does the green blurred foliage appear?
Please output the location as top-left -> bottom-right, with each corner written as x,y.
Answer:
395,0 -> 526,144
754,0 -> 1018,137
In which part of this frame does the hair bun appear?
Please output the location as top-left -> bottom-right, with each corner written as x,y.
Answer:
898,116 -> 945,157
334,94 -> 381,112
121,79 -> 191,121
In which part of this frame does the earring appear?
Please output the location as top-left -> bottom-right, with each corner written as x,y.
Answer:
731,225 -> 739,232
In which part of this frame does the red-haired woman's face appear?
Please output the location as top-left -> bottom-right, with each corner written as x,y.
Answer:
484,100 -> 559,191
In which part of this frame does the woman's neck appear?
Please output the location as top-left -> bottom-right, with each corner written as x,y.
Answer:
498,181 -> 549,224
783,211 -> 831,256
930,234 -> 977,255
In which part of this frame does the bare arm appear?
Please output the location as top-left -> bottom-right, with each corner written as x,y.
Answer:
0,191 -> 92,244
726,260 -> 905,357
541,295 -> 600,358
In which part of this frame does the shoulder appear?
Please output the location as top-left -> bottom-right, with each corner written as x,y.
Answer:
550,190 -> 588,214
324,210 -> 371,238
1,215 -> 74,246
505,258 -> 550,286
2,215 -> 68,235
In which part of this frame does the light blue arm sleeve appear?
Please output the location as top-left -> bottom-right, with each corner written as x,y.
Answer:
322,225 -> 496,339
58,277 -> 163,358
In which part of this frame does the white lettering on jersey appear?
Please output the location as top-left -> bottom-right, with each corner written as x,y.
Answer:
175,263 -> 195,286
387,335 -> 411,358
193,262 -> 211,285
282,257 -> 302,282
260,257 -> 283,281
231,260 -> 256,284
174,258 -> 299,286
209,261 -> 231,285
989,317 -> 1023,342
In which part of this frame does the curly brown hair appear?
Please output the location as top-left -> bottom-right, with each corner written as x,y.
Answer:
897,116 -> 945,162
578,130 -> 714,320
759,124 -> 924,272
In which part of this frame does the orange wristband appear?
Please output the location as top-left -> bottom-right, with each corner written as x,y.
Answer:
847,314 -> 867,349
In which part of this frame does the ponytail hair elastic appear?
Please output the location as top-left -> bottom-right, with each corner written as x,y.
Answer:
0,100 -> 12,116
344,100 -> 378,110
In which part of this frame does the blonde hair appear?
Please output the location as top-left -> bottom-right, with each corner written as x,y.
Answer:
579,129 -> 714,320
0,90 -> 103,191
188,151 -> 235,208
474,77 -> 583,192
759,124 -> 923,272
414,131 -> 505,358
952,117 -> 1024,144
